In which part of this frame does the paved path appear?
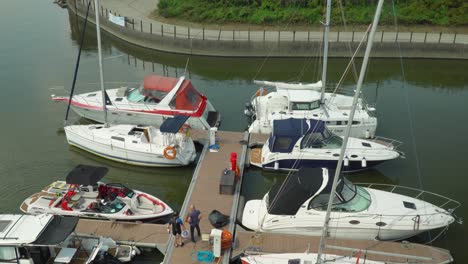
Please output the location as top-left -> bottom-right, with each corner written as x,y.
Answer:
99,0 -> 468,44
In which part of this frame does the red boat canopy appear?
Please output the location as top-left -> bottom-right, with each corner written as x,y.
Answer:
170,80 -> 204,111
143,75 -> 179,92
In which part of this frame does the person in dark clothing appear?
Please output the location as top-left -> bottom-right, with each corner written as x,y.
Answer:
167,211 -> 185,247
186,204 -> 202,243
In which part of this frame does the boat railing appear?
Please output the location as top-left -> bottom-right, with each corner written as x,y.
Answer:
355,183 -> 461,213
368,136 -> 403,150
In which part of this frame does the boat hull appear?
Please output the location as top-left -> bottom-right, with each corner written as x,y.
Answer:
261,158 -> 384,172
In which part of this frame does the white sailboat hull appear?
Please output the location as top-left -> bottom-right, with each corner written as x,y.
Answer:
65,124 -> 196,167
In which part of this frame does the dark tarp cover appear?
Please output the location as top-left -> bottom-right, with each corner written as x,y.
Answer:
267,167 -> 340,215
66,164 -> 108,185
159,115 -> 190,133
269,119 -> 326,153
33,216 -> 78,245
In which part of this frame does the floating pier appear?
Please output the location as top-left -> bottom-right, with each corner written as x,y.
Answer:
74,130 -> 453,264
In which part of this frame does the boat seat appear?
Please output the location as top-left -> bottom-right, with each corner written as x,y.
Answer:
81,191 -> 98,199
137,203 -> 154,211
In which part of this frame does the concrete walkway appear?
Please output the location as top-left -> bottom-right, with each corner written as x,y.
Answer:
100,0 -> 468,44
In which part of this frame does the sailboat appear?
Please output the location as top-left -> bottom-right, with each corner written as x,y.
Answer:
250,118 -> 401,171
244,0 -> 376,139
241,1 -> 460,262
63,1 -> 196,167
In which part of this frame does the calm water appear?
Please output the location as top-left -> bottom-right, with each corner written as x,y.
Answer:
0,0 -> 467,262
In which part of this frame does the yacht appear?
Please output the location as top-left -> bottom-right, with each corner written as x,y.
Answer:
53,75 -> 221,130
242,167 -> 459,241
64,115 -> 197,167
245,80 -> 377,138
250,118 -> 401,172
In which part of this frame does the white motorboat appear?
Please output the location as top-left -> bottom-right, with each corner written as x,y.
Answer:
64,115 -> 197,167
0,214 -> 137,263
52,74 -> 221,130
241,252 -> 383,264
241,167 -> 459,241
20,165 -> 174,222
250,118 -> 401,172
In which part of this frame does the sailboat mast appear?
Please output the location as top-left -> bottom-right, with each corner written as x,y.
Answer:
94,0 -> 108,127
316,0 -> 385,262
319,0 -> 331,104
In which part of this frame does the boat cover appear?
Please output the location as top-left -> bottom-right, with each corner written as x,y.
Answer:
267,168 -> 341,215
32,216 -> 78,245
159,115 -> 190,133
65,165 -> 108,185
268,118 -> 326,153
143,75 -> 179,92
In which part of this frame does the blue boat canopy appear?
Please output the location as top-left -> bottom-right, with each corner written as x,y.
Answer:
268,118 -> 326,153
160,115 -> 190,133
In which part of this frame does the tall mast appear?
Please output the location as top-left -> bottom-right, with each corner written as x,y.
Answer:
319,0 -> 331,104
94,0 -> 108,127
316,0 -> 385,262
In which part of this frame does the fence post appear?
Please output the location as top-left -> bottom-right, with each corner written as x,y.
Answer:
218,28 -> 221,41
278,31 -> 280,43
152,62 -> 155,72
188,27 -> 190,39
337,31 -> 340,42
150,23 -> 152,34
307,30 -> 310,42
438,32 -> 442,43
101,6 -> 103,16
161,25 -> 164,37
409,31 -> 413,43
203,27 -> 205,40
140,20 -> 143,32
381,30 -> 384,43
174,25 -> 176,38
233,30 -> 235,41
105,8 -> 108,18
263,30 -> 266,42
424,32 -> 427,43
395,31 -> 398,42
293,30 -> 296,42
132,18 -> 134,30
453,33 -> 457,44
352,31 -> 354,42
248,28 -> 250,42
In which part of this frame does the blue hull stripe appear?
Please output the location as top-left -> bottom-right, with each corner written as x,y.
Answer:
263,159 -> 383,172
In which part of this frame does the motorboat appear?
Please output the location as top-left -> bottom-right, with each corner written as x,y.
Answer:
241,252 -> 383,264
64,115 -> 197,167
250,118 -> 401,172
245,80 -> 377,138
52,75 -> 221,130
0,214 -> 138,263
20,165 -> 174,222
241,167 -> 459,241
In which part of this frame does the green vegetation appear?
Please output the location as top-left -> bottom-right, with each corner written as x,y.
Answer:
157,0 -> 468,26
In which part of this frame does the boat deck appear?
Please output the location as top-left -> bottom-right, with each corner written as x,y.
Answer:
249,148 -> 262,165
233,231 -> 453,264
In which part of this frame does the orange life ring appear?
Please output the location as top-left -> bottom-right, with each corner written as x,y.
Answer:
255,87 -> 268,97
163,146 -> 177,160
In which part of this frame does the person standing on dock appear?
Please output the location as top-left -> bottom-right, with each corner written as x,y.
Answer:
167,211 -> 185,247
186,204 -> 202,243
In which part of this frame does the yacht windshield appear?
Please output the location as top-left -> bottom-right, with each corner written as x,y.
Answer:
127,87 -> 145,102
100,199 -> 126,214
308,178 -> 371,212
127,87 -> 169,103
301,128 -> 343,149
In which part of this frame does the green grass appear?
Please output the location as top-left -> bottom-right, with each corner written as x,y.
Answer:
157,0 -> 468,26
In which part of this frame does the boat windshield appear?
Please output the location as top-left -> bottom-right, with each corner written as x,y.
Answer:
127,87 -> 169,103
100,199 -> 126,214
301,128 -> 343,149
308,178 -> 371,212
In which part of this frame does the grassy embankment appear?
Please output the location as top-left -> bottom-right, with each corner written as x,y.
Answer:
155,0 -> 467,29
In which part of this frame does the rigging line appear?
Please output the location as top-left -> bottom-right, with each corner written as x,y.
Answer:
390,0 -> 432,244
64,0 -> 92,126
338,0 -> 359,82
332,24 -> 372,95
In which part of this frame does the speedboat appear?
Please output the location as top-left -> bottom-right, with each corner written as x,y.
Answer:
242,167 -> 459,241
20,165 -> 174,222
64,115 -> 197,167
241,252 -> 383,264
250,118 -> 401,172
245,80 -> 377,138
52,75 -> 221,130
0,214 -> 138,263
